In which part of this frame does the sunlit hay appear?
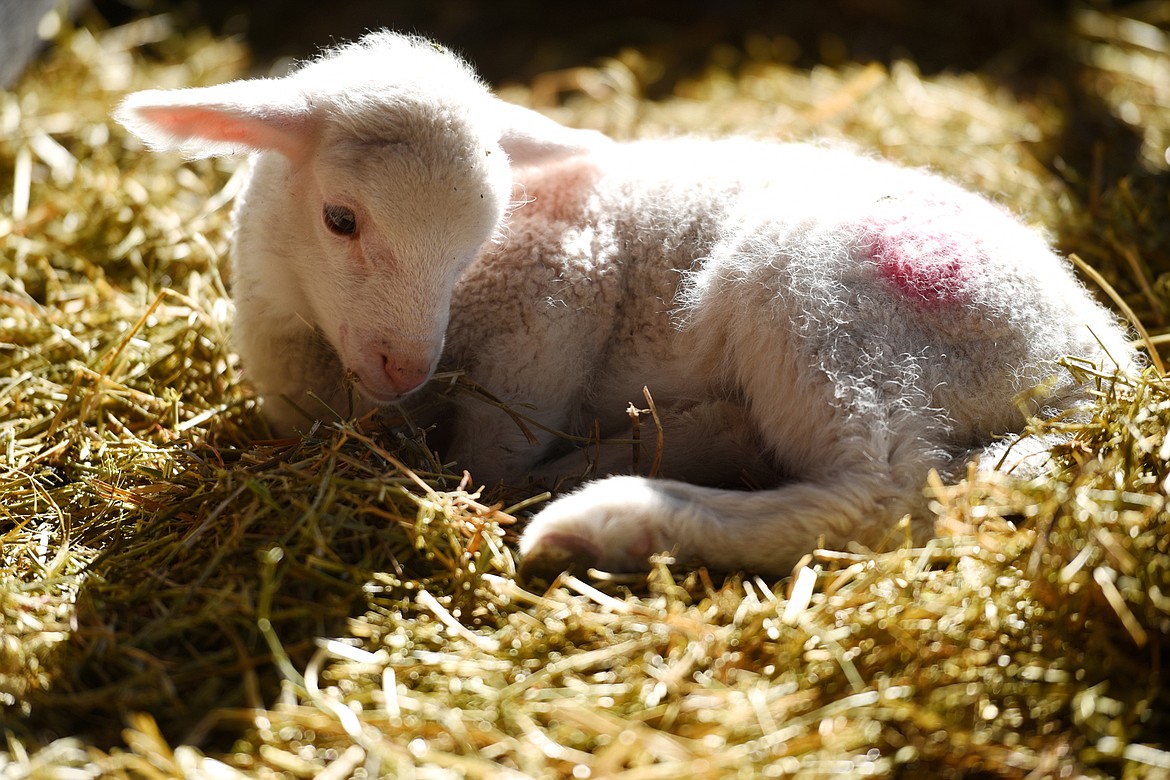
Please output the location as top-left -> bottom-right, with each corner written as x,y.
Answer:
2,6 -> 1170,780
1,18 -> 249,729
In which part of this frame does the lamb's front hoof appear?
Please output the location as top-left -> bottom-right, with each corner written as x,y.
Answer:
518,533 -> 602,586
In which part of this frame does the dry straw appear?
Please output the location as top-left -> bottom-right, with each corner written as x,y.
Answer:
1,8 -> 1169,779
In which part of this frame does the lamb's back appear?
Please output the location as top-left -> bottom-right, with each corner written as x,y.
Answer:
453,138 -> 1134,443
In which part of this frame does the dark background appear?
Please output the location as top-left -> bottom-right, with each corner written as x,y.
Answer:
90,0 -> 1079,90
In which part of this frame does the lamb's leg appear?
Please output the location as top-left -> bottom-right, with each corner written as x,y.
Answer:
444,390 -> 578,486
517,392 -> 954,579
239,321 -> 376,436
529,398 -> 784,489
517,469 -> 932,580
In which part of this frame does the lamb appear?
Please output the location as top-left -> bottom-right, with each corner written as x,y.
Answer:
115,31 -> 1138,578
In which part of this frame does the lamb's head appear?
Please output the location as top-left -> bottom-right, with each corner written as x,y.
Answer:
115,32 -> 606,409
293,102 -> 509,401
116,34 -> 510,403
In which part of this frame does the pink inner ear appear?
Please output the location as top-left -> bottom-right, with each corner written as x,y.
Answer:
139,105 -> 306,160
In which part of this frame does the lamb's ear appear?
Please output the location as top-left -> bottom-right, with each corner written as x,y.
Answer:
494,99 -> 612,166
114,78 -> 313,161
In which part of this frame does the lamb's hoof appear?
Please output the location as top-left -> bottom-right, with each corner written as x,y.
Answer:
518,533 -> 602,587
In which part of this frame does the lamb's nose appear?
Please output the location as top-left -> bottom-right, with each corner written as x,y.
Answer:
381,354 -> 431,394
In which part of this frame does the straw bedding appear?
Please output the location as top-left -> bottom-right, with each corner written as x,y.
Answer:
2,8 -> 1169,778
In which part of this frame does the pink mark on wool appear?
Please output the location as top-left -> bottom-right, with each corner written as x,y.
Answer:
862,195 -> 981,307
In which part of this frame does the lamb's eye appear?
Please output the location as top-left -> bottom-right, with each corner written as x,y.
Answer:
323,204 -> 358,237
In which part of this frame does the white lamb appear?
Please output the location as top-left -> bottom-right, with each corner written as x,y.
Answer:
115,32 -> 1138,578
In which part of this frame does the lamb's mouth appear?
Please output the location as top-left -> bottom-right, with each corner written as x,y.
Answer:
344,367 -> 415,404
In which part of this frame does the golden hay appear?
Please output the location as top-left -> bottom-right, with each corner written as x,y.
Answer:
1,8 -> 1169,779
